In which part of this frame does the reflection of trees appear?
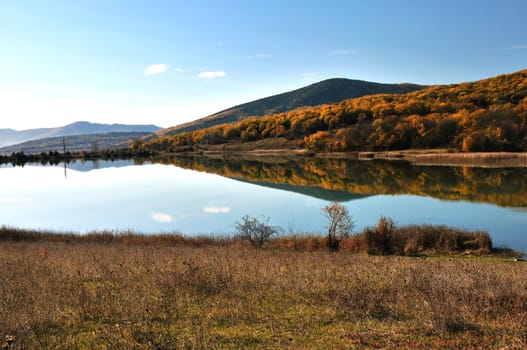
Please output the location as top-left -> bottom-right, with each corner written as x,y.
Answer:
159,156 -> 527,208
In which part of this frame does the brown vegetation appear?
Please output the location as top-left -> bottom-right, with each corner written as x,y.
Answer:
0,226 -> 525,348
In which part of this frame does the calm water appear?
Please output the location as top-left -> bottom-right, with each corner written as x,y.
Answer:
1,157 -> 526,252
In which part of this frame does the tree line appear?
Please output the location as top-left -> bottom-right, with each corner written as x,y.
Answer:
0,148 -> 154,166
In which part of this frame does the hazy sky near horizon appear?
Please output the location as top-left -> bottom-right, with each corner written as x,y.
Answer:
1,0 -> 526,130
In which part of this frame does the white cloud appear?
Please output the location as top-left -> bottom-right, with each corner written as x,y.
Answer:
203,206 -> 230,214
198,71 -> 226,79
330,49 -> 356,55
507,44 -> 527,50
144,64 -> 170,76
252,53 -> 272,59
151,212 -> 173,223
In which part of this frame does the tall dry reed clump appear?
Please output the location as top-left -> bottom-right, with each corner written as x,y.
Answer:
0,237 -> 526,348
337,218 -> 494,256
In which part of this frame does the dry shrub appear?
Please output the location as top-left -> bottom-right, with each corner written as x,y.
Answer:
391,225 -> 493,255
357,219 -> 494,256
365,216 -> 396,255
235,215 -> 280,248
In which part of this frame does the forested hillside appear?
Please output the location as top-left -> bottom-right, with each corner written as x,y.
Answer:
158,78 -> 424,137
141,69 -> 527,153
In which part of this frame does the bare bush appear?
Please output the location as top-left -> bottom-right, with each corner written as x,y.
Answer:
235,215 -> 280,248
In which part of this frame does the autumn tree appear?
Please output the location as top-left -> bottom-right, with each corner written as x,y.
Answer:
322,202 -> 354,251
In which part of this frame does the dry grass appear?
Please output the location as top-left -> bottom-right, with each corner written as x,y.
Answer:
360,150 -> 527,167
0,230 -> 526,349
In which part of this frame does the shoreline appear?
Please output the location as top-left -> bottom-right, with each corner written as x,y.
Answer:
3,146 -> 527,168
1,225 -> 523,257
357,150 -> 527,167
175,148 -> 527,167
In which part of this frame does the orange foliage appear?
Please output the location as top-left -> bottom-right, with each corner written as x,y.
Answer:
144,69 -> 527,152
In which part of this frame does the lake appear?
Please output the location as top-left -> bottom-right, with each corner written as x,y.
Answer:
1,156 -> 526,252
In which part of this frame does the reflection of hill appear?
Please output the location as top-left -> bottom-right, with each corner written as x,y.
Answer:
23,159 -> 137,172
233,178 -> 370,202
66,160 -> 136,172
159,156 -> 527,208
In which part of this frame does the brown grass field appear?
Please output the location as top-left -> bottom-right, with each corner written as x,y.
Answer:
0,227 -> 526,349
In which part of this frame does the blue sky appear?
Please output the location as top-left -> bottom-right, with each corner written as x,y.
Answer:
1,0 -> 526,130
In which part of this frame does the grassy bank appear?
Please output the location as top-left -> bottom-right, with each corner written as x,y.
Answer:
1,227 -> 526,349
0,222 -> 505,256
356,150 -> 527,167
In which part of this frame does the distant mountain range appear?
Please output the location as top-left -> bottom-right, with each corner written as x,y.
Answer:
156,78 -> 426,137
0,121 -> 162,148
0,132 -> 153,154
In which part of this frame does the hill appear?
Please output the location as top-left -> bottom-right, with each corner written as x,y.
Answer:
141,69 -> 527,153
158,78 -> 425,137
0,132 -> 153,155
0,121 -> 162,148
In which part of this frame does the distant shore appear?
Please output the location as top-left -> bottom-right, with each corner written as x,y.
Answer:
356,150 -> 527,167
180,147 -> 527,167
3,143 -> 527,167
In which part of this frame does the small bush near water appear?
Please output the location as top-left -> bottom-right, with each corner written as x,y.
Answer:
235,215 -> 281,248
321,202 -> 354,251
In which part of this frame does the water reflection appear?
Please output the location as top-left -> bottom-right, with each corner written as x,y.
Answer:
157,155 -> 527,208
1,157 -> 525,251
